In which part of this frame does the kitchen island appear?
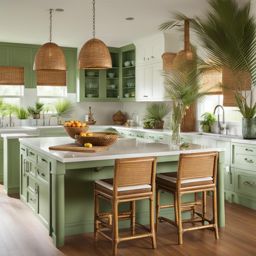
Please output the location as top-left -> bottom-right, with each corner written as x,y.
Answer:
19,136 -> 225,247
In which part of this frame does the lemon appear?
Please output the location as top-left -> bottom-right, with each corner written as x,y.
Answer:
84,143 -> 93,148
86,133 -> 93,137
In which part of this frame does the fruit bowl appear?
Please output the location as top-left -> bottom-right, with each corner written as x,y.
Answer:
64,121 -> 89,139
76,132 -> 118,146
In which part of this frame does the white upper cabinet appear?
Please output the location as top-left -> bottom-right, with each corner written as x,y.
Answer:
134,33 -> 165,101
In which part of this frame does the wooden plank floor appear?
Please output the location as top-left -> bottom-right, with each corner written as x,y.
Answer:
0,186 -> 255,256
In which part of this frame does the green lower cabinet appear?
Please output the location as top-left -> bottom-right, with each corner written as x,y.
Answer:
0,139 -> 3,183
20,145 -> 50,229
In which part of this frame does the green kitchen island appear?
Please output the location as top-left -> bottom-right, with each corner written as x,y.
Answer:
19,136 -> 225,247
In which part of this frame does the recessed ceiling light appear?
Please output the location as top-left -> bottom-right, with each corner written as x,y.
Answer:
55,8 -> 64,12
125,17 -> 134,21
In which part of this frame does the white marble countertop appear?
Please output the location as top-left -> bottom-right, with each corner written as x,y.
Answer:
19,137 -> 225,163
1,133 -> 37,139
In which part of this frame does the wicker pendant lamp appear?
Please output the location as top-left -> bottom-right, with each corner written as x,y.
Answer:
34,9 -> 66,71
78,0 -> 112,69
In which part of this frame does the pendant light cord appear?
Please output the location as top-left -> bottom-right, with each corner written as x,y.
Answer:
49,9 -> 53,42
92,0 -> 96,38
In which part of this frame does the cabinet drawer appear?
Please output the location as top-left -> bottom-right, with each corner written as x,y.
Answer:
234,144 -> 256,156
27,148 -> 37,162
27,176 -> 37,193
28,161 -> 37,176
36,168 -> 49,183
27,189 -> 38,212
234,154 -> 256,171
235,171 -> 256,198
37,155 -> 50,171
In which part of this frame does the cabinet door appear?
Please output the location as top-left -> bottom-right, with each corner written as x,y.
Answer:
152,62 -> 165,101
20,156 -> 28,199
37,179 -> 49,227
136,65 -> 152,101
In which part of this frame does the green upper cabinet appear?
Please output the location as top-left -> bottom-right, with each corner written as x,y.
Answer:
79,44 -> 136,102
0,42 -> 77,92
120,44 -> 136,100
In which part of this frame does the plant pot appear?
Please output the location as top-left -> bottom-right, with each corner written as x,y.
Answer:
20,119 -> 31,127
153,120 -> 164,129
32,114 -> 40,119
242,118 -> 256,139
202,124 -> 210,133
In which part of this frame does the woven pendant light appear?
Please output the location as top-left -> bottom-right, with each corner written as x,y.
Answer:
34,9 -> 66,71
78,0 -> 112,69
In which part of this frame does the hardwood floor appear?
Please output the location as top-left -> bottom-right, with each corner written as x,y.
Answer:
0,186 -> 255,256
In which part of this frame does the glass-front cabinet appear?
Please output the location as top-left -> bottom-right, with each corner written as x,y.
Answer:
80,44 -> 135,102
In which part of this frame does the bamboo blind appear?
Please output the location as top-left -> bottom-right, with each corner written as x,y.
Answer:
36,70 -> 66,86
0,66 -> 24,85
200,69 -> 223,94
222,68 -> 251,107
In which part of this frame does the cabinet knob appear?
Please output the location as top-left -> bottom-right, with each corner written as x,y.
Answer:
143,95 -> 148,98
245,148 -> 253,152
244,158 -> 254,164
151,56 -> 155,59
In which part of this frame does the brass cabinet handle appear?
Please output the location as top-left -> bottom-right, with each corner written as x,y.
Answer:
41,158 -> 47,163
244,158 -> 254,164
29,151 -> 35,156
245,148 -> 254,152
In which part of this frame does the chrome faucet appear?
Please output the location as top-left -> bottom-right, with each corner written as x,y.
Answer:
213,105 -> 225,134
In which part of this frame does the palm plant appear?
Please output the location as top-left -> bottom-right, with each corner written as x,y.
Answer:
190,0 -> 256,119
163,51 -> 206,143
27,102 -> 44,119
14,107 -> 30,120
143,103 -> 170,129
54,99 -> 73,125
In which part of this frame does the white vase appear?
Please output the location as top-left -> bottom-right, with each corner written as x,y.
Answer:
20,119 -> 31,127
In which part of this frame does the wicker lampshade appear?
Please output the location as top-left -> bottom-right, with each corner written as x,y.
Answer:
78,38 -> 112,69
34,42 -> 66,71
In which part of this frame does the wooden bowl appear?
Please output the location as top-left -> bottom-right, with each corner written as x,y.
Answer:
76,132 -> 118,146
64,126 -> 89,139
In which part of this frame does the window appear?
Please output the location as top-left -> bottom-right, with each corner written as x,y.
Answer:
37,86 -> 67,112
0,66 -> 24,106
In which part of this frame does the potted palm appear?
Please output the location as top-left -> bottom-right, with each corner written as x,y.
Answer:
200,112 -> 216,133
143,103 -> 170,129
27,102 -> 44,119
54,99 -> 73,125
14,107 -> 30,126
189,0 -> 256,138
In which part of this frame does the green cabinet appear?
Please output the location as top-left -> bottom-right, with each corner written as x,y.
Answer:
20,145 -> 50,228
80,44 -> 135,102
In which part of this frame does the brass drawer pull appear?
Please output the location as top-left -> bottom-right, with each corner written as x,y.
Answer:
243,181 -> 256,187
244,158 -> 254,164
29,151 -> 35,156
41,158 -> 47,163
245,148 -> 254,152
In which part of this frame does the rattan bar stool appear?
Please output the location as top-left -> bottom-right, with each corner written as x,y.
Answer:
94,157 -> 157,256
156,151 -> 219,245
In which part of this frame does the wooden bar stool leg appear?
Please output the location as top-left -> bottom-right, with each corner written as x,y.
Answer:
112,200 -> 119,256
213,188 -> 219,240
94,191 -> 99,241
150,196 -> 157,249
130,201 -> 136,236
174,192 -> 179,226
155,187 -> 160,233
202,191 -> 207,225
177,193 -> 183,245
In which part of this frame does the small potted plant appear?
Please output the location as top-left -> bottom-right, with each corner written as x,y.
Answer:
54,99 -> 73,125
143,103 -> 170,129
14,107 -> 30,126
27,102 -> 44,119
200,112 -> 216,133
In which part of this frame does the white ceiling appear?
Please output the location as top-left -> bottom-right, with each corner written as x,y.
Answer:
0,0 -> 211,48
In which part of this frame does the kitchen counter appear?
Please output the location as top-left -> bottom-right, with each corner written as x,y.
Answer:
19,137 -> 225,248
19,136 -> 224,163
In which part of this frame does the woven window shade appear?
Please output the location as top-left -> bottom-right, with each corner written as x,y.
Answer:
36,70 -> 66,86
200,69 -> 223,94
222,68 -> 251,107
0,66 -> 24,85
